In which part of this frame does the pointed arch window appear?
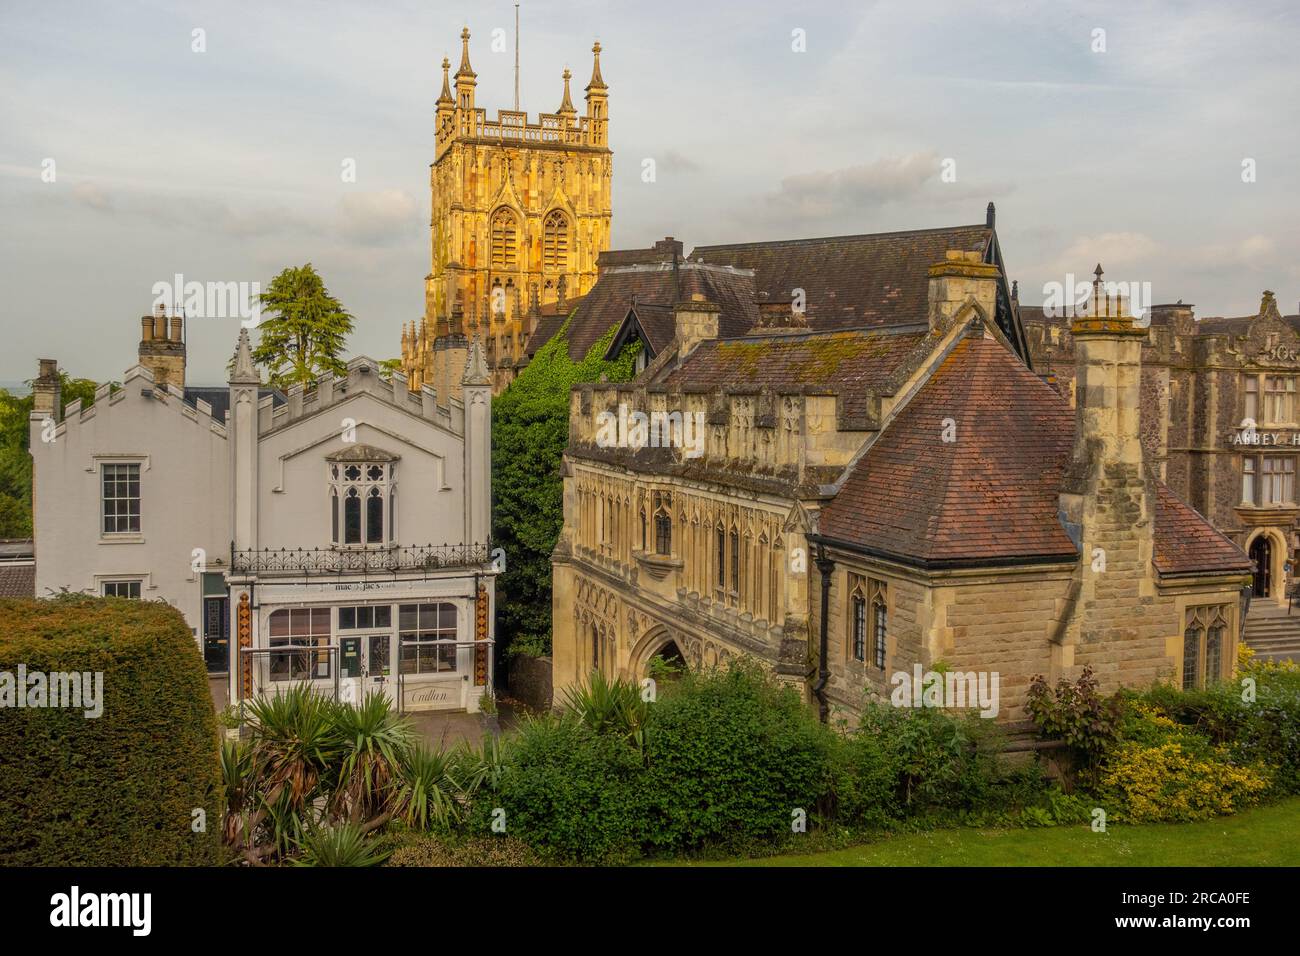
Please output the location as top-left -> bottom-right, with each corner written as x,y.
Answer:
490,208 -> 519,268
1183,604 -> 1230,689
328,447 -> 398,548
543,210 -> 569,271
653,490 -> 672,556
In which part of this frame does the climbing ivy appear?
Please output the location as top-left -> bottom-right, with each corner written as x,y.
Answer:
492,316 -> 640,659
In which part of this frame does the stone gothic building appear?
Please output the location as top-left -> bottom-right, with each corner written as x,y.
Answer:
1022,289 -> 1300,647
30,312 -> 498,714
400,26 -> 612,398
552,226 -> 1251,721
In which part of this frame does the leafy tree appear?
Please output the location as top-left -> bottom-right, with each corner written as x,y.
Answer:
0,372 -> 107,537
252,264 -> 355,388
492,317 -> 639,658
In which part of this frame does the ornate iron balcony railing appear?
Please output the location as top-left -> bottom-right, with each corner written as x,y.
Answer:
231,543 -> 492,575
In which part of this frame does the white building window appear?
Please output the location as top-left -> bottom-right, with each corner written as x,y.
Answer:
102,580 -> 141,599
101,463 -> 141,534
398,602 -> 458,675
328,448 -> 397,547
267,607 -> 332,682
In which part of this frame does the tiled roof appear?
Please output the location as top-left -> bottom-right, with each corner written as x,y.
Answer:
183,387 -> 283,421
818,337 -> 1078,566
657,326 -> 929,425
0,563 -> 35,597
689,224 -> 992,331
1152,484 -> 1252,574
817,335 -> 1249,575
561,262 -> 757,360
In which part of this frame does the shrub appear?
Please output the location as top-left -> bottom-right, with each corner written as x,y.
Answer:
1097,701 -> 1272,822
387,833 -> 539,867
1025,666 -> 1121,787
857,701 -> 1005,815
640,663 -> 836,852
0,595 -> 222,866
475,712 -> 647,863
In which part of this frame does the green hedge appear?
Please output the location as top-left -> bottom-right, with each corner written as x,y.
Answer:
0,595 -> 222,865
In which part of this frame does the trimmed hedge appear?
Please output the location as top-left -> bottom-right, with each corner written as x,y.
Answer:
0,595 -> 222,865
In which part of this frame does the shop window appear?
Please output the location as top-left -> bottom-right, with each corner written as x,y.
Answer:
398,602 -> 458,675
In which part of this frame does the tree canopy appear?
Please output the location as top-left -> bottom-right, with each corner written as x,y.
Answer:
252,263 -> 354,388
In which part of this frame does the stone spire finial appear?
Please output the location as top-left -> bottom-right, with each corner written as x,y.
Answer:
456,27 -> 475,78
229,328 -> 260,385
985,201 -> 996,228
586,41 -> 607,92
437,57 -> 454,105
463,336 -> 492,387
558,68 -> 576,114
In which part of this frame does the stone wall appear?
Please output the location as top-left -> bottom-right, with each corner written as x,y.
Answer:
507,653 -> 554,711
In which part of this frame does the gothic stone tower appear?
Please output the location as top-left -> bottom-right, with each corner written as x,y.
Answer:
403,27 -> 612,396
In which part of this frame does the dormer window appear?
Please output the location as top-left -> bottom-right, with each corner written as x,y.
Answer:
327,446 -> 398,548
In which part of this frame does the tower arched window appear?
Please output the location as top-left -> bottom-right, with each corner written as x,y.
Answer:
328,447 -> 398,548
543,210 -> 569,271
490,208 -> 519,268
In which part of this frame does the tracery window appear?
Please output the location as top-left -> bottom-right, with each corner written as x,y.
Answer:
1183,605 -> 1230,689
543,210 -> 569,271
490,207 -> 519,268
329,448 -> 396,547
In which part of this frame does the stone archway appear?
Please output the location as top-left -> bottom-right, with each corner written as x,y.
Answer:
1244,527 -> 1289,604
627,625 -> 688,679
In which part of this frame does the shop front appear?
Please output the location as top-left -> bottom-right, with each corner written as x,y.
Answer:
234,576 -> 492,714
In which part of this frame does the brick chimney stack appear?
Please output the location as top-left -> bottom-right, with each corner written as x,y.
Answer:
32,358 -> 61,422
138,303 -> 186,389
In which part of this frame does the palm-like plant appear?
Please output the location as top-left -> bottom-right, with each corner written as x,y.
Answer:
331,692 -> 416,828
397,745 -> 463,830
453,731 -> 507,798
562,670 -> 650,752
292,823 -> 392,867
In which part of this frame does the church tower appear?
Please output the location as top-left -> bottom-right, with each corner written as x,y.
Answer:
404,27 -> 613,396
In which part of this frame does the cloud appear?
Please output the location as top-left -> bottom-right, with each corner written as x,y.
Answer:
659,149 -> 701,174
337,189 -> 420,245
71,181 -> 113,211
762,153 -> 940,220
1047,231 -> 1161,277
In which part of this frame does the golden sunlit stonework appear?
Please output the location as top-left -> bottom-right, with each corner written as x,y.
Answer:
401,27 -> 612,398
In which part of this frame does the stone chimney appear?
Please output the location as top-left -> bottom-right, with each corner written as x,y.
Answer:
1057,266 -> 1160,688
675,294 -> 721,355
32,358 -> 61,422
752,293 -> 808,334
926,250 -> 1000,335
139,303 -> 186,389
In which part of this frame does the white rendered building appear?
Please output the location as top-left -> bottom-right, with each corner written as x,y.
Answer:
30,317 -> 496,713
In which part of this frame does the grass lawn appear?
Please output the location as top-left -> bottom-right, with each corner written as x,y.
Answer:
690,798 -> 1300,867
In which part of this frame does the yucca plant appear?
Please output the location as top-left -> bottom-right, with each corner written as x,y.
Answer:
397,745 -> 463,830
453,731 -> 507,798
562,670 -> 650,752
331,692 -> 416,828
292,823 -> 392,867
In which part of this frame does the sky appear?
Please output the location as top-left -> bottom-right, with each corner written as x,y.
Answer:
2,0 -> 1298,386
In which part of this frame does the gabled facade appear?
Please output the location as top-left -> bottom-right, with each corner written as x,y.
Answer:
31,322 -> 497,714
